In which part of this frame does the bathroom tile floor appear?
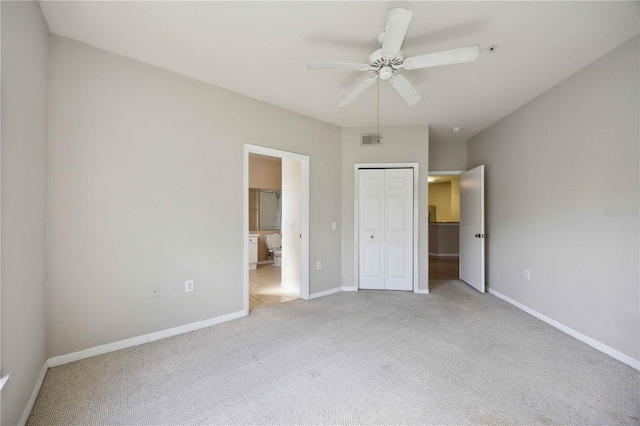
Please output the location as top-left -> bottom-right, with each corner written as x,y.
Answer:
249,263 -> 299,311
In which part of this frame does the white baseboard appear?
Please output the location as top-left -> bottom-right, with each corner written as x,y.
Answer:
18,363 -> 48,426
257,260 -> 273,265
281,282 -> 300,295
428,253 -> 459,257
489,288 -> 639,371
47,310 -> 245,368
19,310 -> 246,423
414,288 -> 429,294
309,287 -> 342,299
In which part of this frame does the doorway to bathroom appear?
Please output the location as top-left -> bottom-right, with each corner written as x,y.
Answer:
244,144 -> 309,315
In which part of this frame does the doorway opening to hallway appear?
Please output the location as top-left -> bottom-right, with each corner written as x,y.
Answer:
428,174 -> 461,290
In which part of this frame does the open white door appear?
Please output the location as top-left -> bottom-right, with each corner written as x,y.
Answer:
459,165 -> 485,293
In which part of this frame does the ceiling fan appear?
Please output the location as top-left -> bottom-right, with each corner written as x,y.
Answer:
307,8 -> 480,107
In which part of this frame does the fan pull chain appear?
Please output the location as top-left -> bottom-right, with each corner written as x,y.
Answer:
377,77 -> 380,143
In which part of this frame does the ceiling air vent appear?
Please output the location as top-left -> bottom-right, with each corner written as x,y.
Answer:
361,133 -> 382,146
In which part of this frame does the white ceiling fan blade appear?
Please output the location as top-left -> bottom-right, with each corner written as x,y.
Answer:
338,77 -> 377,108
381,8 -> 413,59
403,45 -> 480,70
307,63 -> 372,71
390,75 -> 422,106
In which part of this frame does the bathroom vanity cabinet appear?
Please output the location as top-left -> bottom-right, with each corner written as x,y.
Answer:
249,234 -> 259,270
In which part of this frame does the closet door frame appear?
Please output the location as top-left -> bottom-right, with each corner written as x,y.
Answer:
353,163 -> 420,293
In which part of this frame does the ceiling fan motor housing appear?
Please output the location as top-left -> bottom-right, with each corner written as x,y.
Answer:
369,48 -> 404,67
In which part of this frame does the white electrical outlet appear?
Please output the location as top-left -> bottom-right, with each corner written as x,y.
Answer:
151,284 -> 160,298
185,280 -> 194,292
317,261 -> 322,270
524,270 -> 531,280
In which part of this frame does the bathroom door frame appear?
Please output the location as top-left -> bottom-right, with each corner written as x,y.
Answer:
243,144 -> 310,316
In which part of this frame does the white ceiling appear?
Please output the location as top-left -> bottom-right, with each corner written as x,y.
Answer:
39,1 -> 639,144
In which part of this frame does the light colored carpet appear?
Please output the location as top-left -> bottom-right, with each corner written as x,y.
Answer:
28,280 -> 639,425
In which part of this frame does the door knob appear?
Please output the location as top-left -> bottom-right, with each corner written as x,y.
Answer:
475,234 -> 480,238
370,235 -> 374,239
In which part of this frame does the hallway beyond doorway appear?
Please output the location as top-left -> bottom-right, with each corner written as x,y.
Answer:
429,255 -> 459,280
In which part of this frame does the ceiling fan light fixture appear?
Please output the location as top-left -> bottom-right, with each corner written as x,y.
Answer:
451,126 -> 463,133
378,66 -> 394,80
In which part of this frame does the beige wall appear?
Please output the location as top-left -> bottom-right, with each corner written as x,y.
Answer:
1,2 -> 49,425
341,126 -> 429,291
47,36 -> 342,358
428,182 -> 452,222
429,139 -> 467,171
468,36 -> 639,361
428,178 -> 460,223
249,155 -> 281,190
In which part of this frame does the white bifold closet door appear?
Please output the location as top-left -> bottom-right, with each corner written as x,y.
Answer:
359,168 -> 413,291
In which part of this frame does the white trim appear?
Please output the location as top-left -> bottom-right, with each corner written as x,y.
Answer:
0,4 -> 3,413
17,365 -> 47,426
428,170 -> 465,176
47,310 -> 245,368
245,144 -> 310,305
309,287 -> 342,299
243,148 -> 250,316
415,288 -> 429,294
489,288 -> 640,370
257,260 -> 273,265
354,163 -> 420,294
341,286 -> 358,292
428,252 -> 459,257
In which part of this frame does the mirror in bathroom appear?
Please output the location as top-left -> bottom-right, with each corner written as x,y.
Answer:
249,189 -> 281,231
